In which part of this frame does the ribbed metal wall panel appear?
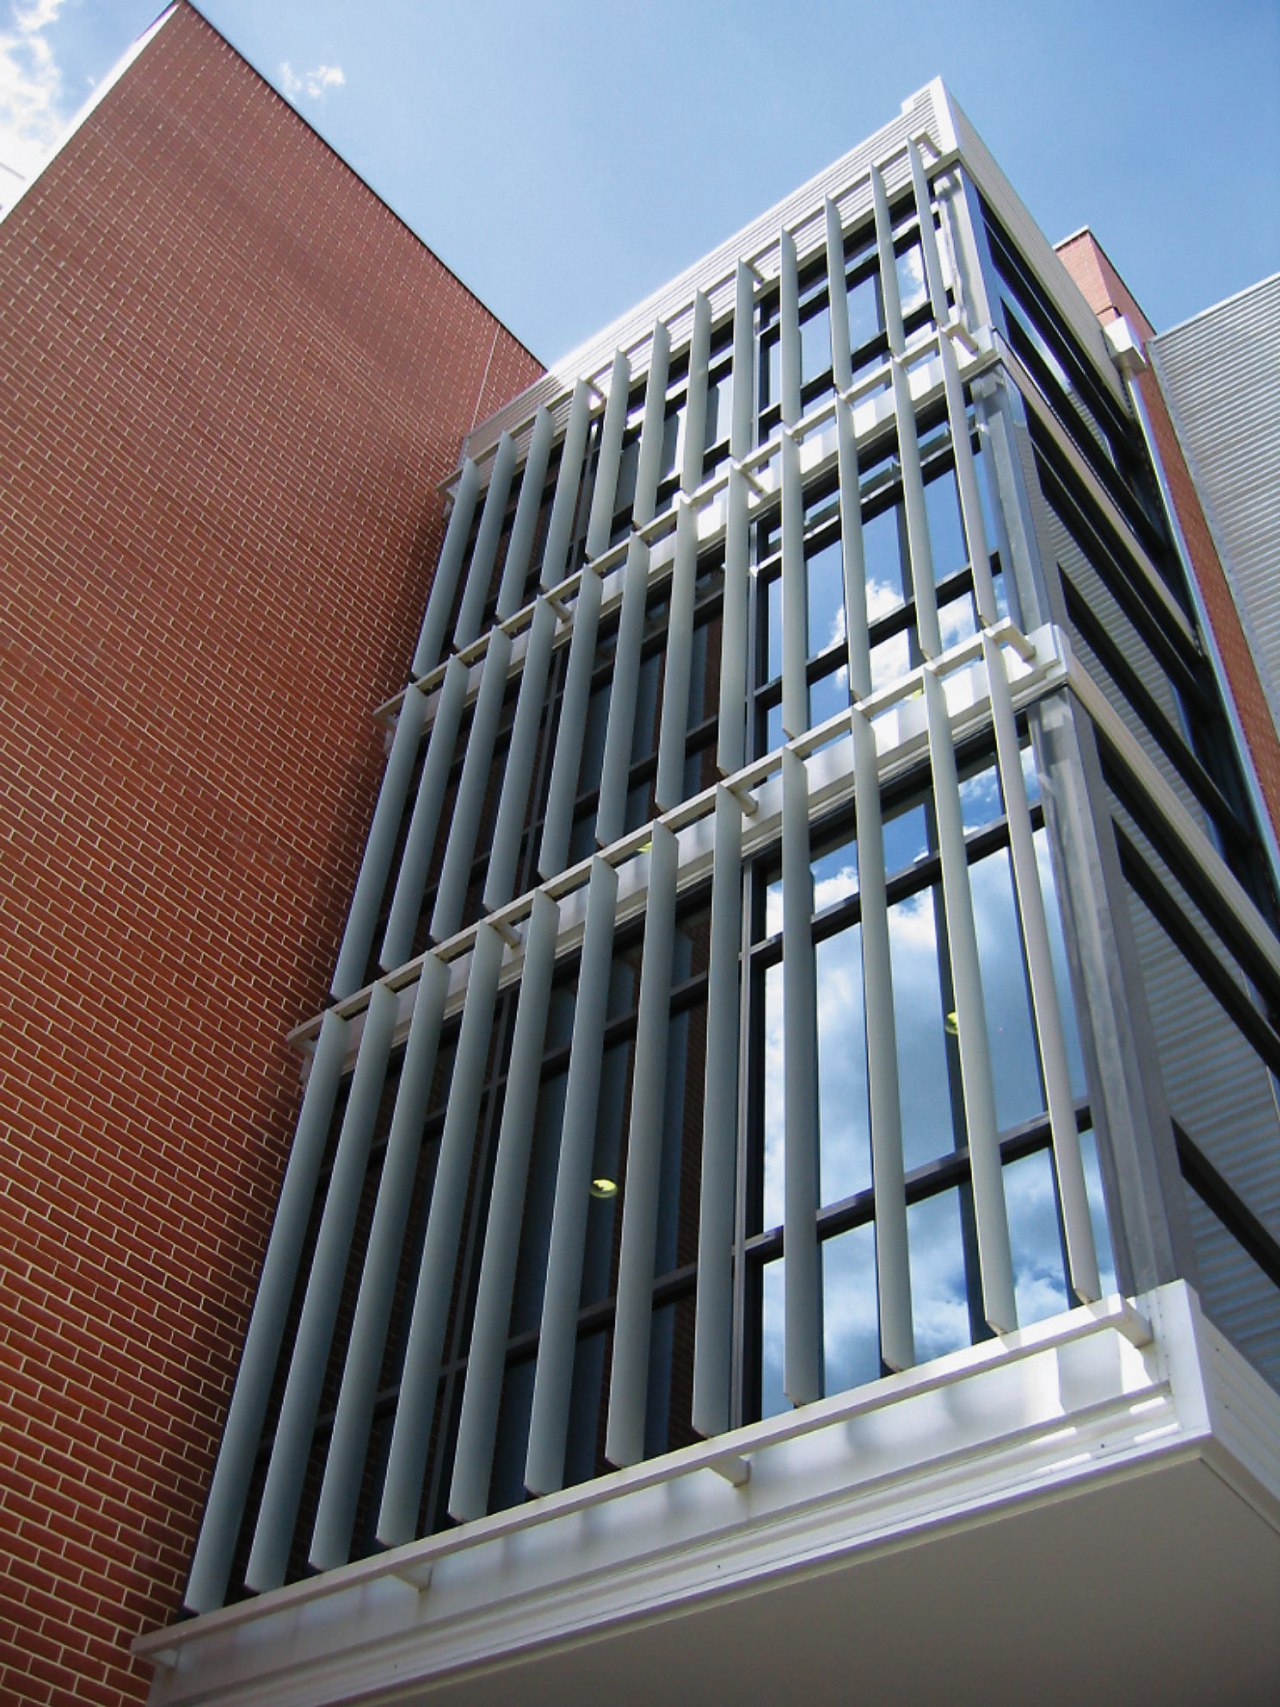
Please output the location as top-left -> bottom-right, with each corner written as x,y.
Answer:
1151,275 -> 1280,723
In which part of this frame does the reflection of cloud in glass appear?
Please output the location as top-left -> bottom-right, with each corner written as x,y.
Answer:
958,762 -> 1000,831
938,593 -> 977,649
871,628 -> 910,692
867,578 -> 901,623
813,866 -> 857,912
908,1187 -> 970,1360
897,244 -> 928,317
817,926 -> 870,1203
1004,1148 -> 1068,1326
823,1222 -> 880,1395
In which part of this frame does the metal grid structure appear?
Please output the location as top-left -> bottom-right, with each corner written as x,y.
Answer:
181,80 -> 1280,1620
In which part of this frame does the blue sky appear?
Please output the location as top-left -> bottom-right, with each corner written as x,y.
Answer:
2,0 -> 1276,363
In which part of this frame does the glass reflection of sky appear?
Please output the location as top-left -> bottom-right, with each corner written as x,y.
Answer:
971,846 -> 1044,1132
807,538 -> 844,657
861,505 -> 906,609
801,304 -> 831,388
761,962 -> 785,1230
1003,1147 -> 1069,1324
958,760 -> 1001,832
883,798 -> 929,875
889,886 -> 960,1171
897,244 -> 928,319
938,588 -> 979,650
847,272 -> 880,352
823,1222 -> 880,1395
764,833 -> 857,939
760,1258 -> 787,1417
924,466 -> 967,585
907,1187 -> 971,1360
816,924 -> 872,1204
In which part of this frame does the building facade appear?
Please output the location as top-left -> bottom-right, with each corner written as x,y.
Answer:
128,80 -> 1280,1704
0,7 -> 541,1704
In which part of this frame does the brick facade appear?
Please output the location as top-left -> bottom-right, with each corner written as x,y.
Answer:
1055,230 -> 1280,837
0,6 -> 541,1701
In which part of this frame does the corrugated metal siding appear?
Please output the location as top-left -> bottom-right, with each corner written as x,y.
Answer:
1151,275 -> 1280,720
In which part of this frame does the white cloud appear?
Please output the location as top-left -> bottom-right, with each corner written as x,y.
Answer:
0,0 -> 72,181
278,60 -> 346,103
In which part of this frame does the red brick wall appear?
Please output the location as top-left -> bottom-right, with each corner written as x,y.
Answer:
1056,230 -> 1280,837
0,6 -> 541,1702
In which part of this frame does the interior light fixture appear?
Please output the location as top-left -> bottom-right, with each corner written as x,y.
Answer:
590,1178 -> 618,1199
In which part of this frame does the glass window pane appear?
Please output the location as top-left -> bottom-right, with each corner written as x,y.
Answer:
564,1329 -> 608,1488
762,336 -> 780,413
657,999 -> 705,1274
489,1356 -> 536,1515
1021,735 -> 1042,806
614,431 -> 640,521
889,887 -> 961,1170
760,1259 -> 787,1418
801,302 -> 831,387
958,756 -> 1001,834
862,503 -> 906,614
1004,1146 -> 1069,1325
870,627 -> 911,692
822,1222 -> 880,1396
924,465 -> 967,584
659,406 -> 681,481
812,830 -> 858,912
817,923 -> 871,1204
762,962 -> 784,1229
847,272 -> 880,352
809,665 -> 849,732
763,699 -> 784,756
971,846 -> 1044,1131
577,681 -> 611,794
765,572 -> 782,683
644,1293 -> 700,1457
766,829 -> 857,937
705,368 -> 732,448
897,242 -> 928,318
511,1070 -> 568,1333
632,652 -> 661,766
908,1186 -> 972,1360
807,537 -> 844,658
938,587 -> 978,651
580,1039 -> 631,1307
882,797 -> 929,875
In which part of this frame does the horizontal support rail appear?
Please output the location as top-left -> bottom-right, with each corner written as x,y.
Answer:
287,618 -> 1065,1047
